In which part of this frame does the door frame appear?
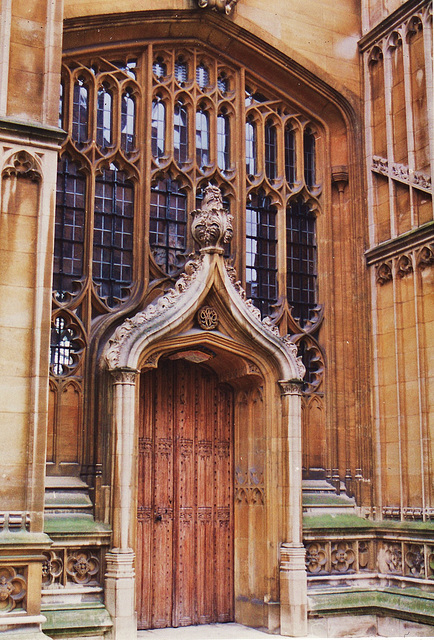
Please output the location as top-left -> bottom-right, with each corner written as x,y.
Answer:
103,250 -> 307,639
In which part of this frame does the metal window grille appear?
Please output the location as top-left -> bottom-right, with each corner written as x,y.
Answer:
150,178 -> 187,274
286,198 -> 317,327
93,166 -> 134,306
196,64 -> 209,90
153,58 -> 166,79
246,192 -> 277,316
285,126 -> 296,186
246,119 -> 257,176
217,113 -> 230,172
196,108 -> 210,168
53,155 -> 86,298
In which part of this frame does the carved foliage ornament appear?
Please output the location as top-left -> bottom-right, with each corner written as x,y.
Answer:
196,0 -> 240,15
197,305 -> 219,330
191,184 -> 233,251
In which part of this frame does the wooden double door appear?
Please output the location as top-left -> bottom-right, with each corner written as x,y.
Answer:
137,358 -> 234,629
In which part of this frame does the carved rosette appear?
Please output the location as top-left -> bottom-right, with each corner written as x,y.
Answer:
196,0 -> 239,15
42,551 -> 63,587
0,567 -> 26,612
191,185 -> 233,252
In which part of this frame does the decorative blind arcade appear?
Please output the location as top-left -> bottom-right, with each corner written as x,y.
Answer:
54,47 -> 320,322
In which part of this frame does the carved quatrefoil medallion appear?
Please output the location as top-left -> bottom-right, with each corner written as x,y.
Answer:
197,305 -> 219,330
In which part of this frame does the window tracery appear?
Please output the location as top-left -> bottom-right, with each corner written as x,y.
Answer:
51,43 -> 324,478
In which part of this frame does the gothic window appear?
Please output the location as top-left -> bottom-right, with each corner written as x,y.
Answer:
53,45 -> 324,477
152,96 -> 166,159
286,197 -> 317,327
246,191 -> 277,316
93,165 -> 134,306
72,76 -> 89,145
304,127 -> 316,189
54,155 -> 86,298
96,83 -> 113,151
150,177 -> 187,274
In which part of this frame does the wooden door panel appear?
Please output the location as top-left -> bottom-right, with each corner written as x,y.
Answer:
138,359 -> 234,630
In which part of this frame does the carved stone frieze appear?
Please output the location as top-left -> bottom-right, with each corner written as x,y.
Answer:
0,567 -> 26,612
405,544 -> 424,577
279,380 -> 303,396
191,184 -> 233,251
196,0 -> 239,15
2,150 -> 42,182
372,155 -> 389,176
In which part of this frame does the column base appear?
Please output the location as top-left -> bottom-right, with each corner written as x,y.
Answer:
105,551 -> 136,640
279,543 -> 308,637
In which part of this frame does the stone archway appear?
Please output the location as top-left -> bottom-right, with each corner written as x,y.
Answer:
103,186 -> 307,639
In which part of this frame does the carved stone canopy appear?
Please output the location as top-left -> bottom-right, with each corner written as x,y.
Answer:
104,185 -> 304,383
196,0 -> 239,15
190,184 -> 233,253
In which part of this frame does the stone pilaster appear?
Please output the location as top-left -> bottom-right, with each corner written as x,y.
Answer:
105,367 -> 139,640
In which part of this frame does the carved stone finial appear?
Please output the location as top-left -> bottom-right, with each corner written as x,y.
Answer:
196,0 -> 239,14
191,184 -> 233,253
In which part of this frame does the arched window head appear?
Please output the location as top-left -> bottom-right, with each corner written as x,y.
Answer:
50,314 -> 84,377
265,119 -> 277,181
217,72 -> 229,94
246,118 -> 257,177
72,76 -> 88,145
196,107 -> 210,168
174,100 -> 188,164
121,89 -> 135,153
93,164 -> 134,307
245,191 -> 277,316
217,111 -> 230,172
286,197 -> 317,327
304,128 -> 316,189
96,83 -> 113,151
152,96 -> 166,159
150,177 -> 187,275
285,125 -> 296,186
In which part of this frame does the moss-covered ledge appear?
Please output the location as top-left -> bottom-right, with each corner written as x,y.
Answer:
303,513 -> 434,534
42,603 -> 112,638
308,586 -> 434,626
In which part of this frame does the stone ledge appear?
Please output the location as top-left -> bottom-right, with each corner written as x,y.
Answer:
308,587 -> 434,627
42,604 -> 112,636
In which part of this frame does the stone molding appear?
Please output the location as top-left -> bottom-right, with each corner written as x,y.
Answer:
105,187 -> 304,382
371,155 -> 431,193
374,244 -> 434,284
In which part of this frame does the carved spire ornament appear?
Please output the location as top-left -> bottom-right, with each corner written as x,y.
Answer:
191,184 -> 233,252
196,0 -> 240,15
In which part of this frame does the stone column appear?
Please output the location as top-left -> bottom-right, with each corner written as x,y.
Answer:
105,367 -> 138,640
278,380 -> 307,637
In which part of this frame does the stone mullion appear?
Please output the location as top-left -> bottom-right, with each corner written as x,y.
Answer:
142,45 -> 153,292
401,24 -> 417,227
238,66 -> 247,286
391,257 -> 405,519
0,0 -> 11,117
414,251 -> 430,520
383,44 -> 397,237
371,266 -> 384,518
421,10 -> 434,192
364,50 -> 377,248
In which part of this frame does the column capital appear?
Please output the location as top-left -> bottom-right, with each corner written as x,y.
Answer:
278,379 -> 303,396
110,367 -> 139,385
